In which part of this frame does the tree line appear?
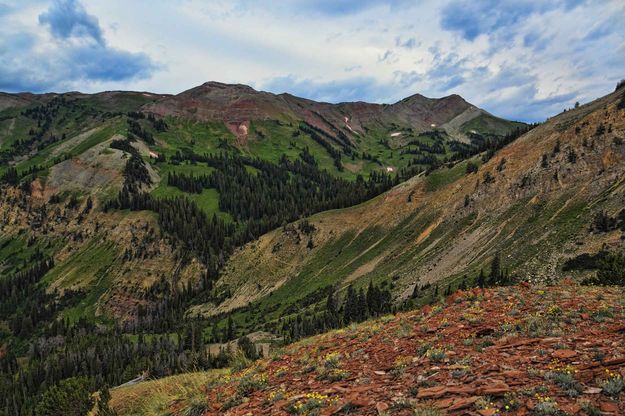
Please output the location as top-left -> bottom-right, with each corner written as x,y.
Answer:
282,282 -> 392,342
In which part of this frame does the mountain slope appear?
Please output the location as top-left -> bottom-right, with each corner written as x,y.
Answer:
0,82 -> 524,326
195,87 -> 625,335
112,283 -> 625,415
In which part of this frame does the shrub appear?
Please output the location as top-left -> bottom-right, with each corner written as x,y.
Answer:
533,399 -> 560,415
390,356 -> 412,376
237,370 -> 268,396
601,371 -> 625,398
35,377 -> 94,416
237,336 -> 258,360
544,371 -> 582,397
323,369 -> 349,381
181,399 -> 209,416
581,401 -> 601,416
322,352 -> 342,369
502,392 -> 520,411
596,252 -> 625,285
426,348 -> 446,362
466,161 -> 478,174
287,392 -> 334,414
562,251 -> 609,271
451,365 -> 471,379
413,406 -> 443,416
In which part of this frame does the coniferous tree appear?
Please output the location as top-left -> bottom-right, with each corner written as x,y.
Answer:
489,252 -> 501,286
356,288 -> 368,322
477,269 -> 485,288
411,283 -> 420,299
459,275 -> 467,290
95,385 -> 117,416
343,285 -> 357,324
226,316 -> 236,341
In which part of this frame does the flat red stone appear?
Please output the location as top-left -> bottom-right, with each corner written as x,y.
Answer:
551,349 -> 577,359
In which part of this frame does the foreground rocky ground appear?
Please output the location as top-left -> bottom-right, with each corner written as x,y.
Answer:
195,283 -> 625,415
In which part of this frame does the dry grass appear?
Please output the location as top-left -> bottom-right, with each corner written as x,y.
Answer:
109,370 -> 227,416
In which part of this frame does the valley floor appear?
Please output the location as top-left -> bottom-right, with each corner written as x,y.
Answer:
111,283 -> 625,415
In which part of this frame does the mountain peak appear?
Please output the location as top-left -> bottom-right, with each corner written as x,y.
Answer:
198,81 -> 258,93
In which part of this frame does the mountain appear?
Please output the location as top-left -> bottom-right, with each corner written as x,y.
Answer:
1,80 -> 624,414
191,86 -> 625,335
0,82 -> 526,326
143,81 -> 517,144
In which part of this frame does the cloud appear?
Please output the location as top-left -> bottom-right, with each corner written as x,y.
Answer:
393,70 -> 421,88
39,0 -> 104,45
486,83 -> 579,122
262,75 -> 395,103
378,50 -> 397,63
428,50 -> 466,80
0,0 -> 156,92
439,0 -> 581,41
66,45 -> 155,82
285,0 -> 413,16
395,36 -> 419,49
521,29 -> 556,53
583,15 -> 621,41
0,3 -> 11,16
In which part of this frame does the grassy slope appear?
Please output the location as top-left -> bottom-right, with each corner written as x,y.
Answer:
109,370 -> 227,416
42,238 -> 119,323
460,112 -> 527,135
197,89 -> 625,335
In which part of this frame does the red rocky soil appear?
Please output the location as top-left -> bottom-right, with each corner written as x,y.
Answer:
201,283 -> 625,415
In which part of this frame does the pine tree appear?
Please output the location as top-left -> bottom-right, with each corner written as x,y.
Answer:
356,288 -> 368,322
226,316 -> 236,341
489,252 -> 501,286
343,285 -> 357,324
95,385 -> 117,416
35,377 -> 94,416
366,281 -> 381,315
325,288 -> 339,328
477,269 -> 485,288
431,285 -> 439,303
411,282 -> 420,299
459,275 -> 467,291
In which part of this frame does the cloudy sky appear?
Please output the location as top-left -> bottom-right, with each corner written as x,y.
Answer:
1,0 -> 623,122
